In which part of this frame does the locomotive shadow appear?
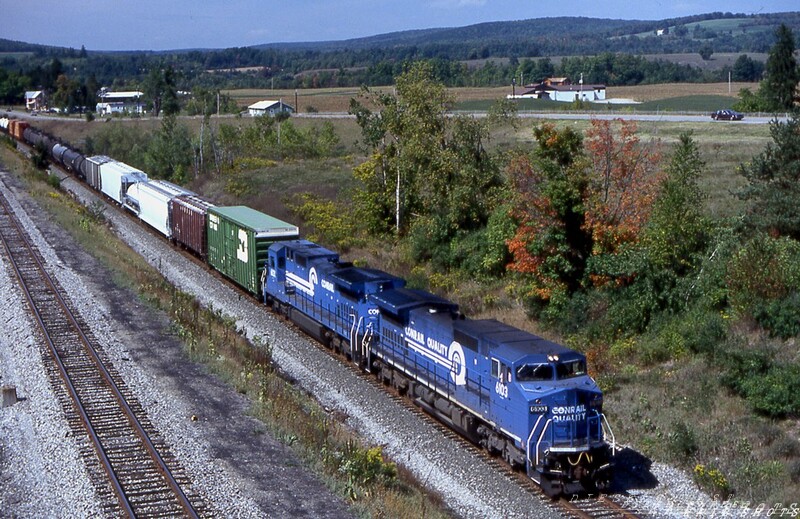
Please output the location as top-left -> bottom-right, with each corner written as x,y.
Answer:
607,446 -> 659,494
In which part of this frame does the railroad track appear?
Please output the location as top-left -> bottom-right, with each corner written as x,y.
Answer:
0,185 -> 210,518
559,493 -> 644,518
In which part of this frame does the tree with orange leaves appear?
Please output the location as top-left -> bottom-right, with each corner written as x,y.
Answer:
507,120 -> 664,309
507,124 -> 592,304
583,119 -> 663,257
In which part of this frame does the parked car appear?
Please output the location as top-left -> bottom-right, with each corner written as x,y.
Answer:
711,109 -> 744,121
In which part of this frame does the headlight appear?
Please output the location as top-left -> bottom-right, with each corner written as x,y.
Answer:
589,395 -> 604,408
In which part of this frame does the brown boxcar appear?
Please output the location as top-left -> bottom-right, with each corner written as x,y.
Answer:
170,194 -> 215,259
10,120 -> 29,141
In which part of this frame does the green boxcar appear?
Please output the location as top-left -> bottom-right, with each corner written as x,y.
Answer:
207,206 -> 299,295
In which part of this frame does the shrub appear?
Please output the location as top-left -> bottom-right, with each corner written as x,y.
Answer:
407,213 -> 453,268
338,443 -> 398,500
694,464 -> 732,500
752,291 -> 800,339
737,365 -> 800,417
667,421 -> 699,464
726,234 -> 800,318
722,349 -> 800,418
286,192 -> 361,251
644,305 -> 727,361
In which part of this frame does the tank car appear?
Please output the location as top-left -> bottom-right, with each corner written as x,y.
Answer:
265,239 -> 615,497
22,126 -> 56,153
52,144 -> 87,178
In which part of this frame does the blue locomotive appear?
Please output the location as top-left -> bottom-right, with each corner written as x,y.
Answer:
265,239 -> 615,497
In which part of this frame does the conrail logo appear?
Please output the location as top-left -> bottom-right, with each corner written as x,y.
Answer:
286,267 -> 318,296
237,229 -> 248,263
404,327 -> 466,386
552,404 -> 587,422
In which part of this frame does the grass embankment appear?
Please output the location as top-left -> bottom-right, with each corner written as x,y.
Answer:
0,142 -> 452,519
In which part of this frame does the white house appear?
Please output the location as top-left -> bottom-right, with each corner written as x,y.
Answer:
248,99 -> 295,117
96,90 -> 145,115
508,77 -> 606,103
25,90 -> 45,111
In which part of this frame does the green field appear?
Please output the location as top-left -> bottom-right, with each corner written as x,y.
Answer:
456,94 -> 740,113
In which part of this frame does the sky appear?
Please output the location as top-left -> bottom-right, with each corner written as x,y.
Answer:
1,0 -> 797,51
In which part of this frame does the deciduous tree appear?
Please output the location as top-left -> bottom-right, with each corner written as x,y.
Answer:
507,124 -> 590,302
583,119 -> 662,256
350,61 -> 502,252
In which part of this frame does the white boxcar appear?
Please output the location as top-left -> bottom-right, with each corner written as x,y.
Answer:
98,160 -> 147,204
125,180 -> 193,238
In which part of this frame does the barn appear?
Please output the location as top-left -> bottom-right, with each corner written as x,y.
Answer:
248,100 -> 295,117
509,77 -> 606,103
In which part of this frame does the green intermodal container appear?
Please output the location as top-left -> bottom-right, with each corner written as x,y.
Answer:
206,206 -> 299,295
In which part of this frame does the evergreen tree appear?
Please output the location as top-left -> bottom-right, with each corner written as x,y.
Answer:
732,54 -> 764,82
761,24 -> 799,111
643,131 -> 711,276
739,114 -> 800,240
143,65 -> 179,117
145,114 -> 192,181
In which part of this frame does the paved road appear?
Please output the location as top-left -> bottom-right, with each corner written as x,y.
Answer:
3,108 -> 789,125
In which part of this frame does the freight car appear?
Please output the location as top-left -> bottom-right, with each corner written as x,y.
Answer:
170,194 -> 215,259
1,117 -> 615,497
97,159 -> 148,205
207,206 -> 299,295
265,239 -> 615,496
124,179 -> 194,238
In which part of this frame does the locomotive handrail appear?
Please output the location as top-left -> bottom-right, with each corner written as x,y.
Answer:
531,411 -> 610,468
363,323 -> 373,371
527,415 -> 545,466
534,418 -> 553,467
601,414 -> 617,453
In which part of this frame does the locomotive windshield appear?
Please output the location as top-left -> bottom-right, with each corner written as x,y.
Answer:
516,363 -> 554,382
555,360 -> 587,379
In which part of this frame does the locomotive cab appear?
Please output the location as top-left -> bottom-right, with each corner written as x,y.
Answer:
516,355 -> 615,496
455,319 -> 615,497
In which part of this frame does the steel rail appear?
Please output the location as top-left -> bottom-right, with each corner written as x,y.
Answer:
0,188 -> 199,518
